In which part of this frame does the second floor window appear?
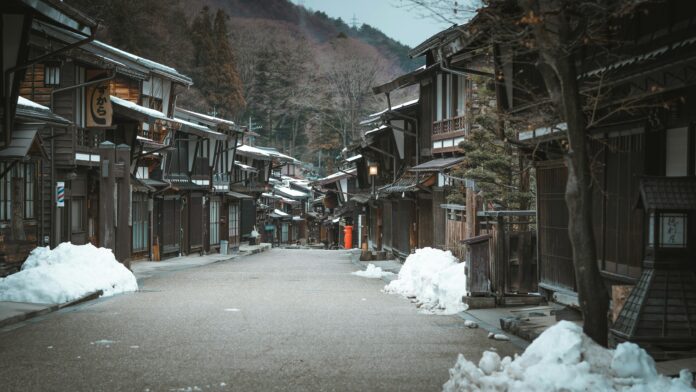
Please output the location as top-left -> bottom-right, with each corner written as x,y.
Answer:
44,64 -> 60,87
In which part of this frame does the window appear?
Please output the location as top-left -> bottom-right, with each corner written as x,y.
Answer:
44,64 -> 61,87
136,166 -> 149,179
210,199 -> 220,245
436,74 -> 443,121
456,76 -> 466,117
71,198 -> 84,232
24,163 -> 35,219
229,202 -> 239,245
132,193 -> 149,252
665,127 -> 688,176
659,213 -> 687,248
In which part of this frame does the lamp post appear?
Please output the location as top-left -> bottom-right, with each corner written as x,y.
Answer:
368,162 -> 378,196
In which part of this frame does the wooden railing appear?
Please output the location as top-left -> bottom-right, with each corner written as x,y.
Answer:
432,115 -> 468,136
76,128 -> 105,151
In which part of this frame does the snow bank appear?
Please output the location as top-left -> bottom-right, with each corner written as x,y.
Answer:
443,321 -> 695,392
0,243 -> 138,304
384,247 -> 468,315
351,264 -> 394,279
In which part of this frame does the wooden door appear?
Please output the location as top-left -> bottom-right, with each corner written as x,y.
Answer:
228,201 -> 240,248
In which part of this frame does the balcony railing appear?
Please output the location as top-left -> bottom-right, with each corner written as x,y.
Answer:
76,128 -> 105,151
432,115 -> 468,136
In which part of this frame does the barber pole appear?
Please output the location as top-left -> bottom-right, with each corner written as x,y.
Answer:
56,182 -> 65,207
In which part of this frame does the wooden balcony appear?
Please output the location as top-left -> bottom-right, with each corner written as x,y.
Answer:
76,128 -> 105,153
432,115 -> 468,141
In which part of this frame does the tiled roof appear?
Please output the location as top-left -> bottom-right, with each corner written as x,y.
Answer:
639,177 -> 696,210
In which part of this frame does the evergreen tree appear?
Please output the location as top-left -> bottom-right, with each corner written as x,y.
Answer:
212,10 -> 246,118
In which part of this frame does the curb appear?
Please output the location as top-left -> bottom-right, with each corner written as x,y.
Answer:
0,290 -> 104,329
1,246 -> 273,331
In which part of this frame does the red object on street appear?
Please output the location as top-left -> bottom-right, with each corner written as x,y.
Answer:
344,225 -> 353,249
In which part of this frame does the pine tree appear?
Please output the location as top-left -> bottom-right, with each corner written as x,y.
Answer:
212,10 -> 246,118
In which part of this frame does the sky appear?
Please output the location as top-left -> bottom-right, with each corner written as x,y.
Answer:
290,0 -> 454,48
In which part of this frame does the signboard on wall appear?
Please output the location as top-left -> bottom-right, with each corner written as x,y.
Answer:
86,81 -> 113,127
56,182 -> 65,207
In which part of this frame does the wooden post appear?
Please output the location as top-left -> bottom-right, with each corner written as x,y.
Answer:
11,176 -> 26,241
466,187 -> 476,239
115,144 -> 131,267
99,141 -> 116,253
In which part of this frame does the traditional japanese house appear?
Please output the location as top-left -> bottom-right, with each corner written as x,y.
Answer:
353,99 -> 427,259
491,0 -> 696,349
0,0 -> 96,275
173,107 -> 245,253
21,17 -> 228,264
312,167 -> 359,248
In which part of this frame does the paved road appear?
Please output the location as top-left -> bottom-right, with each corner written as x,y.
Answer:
0,249 -> 516,392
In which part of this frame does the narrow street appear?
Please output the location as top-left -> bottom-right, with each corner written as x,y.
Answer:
0,249 -> 515,392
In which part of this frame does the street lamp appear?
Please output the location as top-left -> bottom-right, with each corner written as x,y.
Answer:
368,161 -> 378,196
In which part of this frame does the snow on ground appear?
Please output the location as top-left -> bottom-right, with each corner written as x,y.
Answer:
443,321 -> 695,392
384,247 -> 468,315
0,242 -> 138,304
351,264 -> 395,279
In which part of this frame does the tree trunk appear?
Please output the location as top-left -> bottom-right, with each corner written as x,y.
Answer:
556,53 -> 609,346
524,0 -> 609,346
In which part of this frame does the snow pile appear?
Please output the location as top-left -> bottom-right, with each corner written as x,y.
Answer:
0,243 -> 138,304
384,247 -> 468,315
443,321 -> 695,392
351,264 -> 395,279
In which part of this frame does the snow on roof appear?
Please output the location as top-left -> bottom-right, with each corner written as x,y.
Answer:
111,95 -> 167,120
273,209 -> 290,217
92,40 -> 192,85
345,154 -> 363,163
364,125 -> 389,136
173,117 -> 226,140
234,160 -> 257,172
18,96 -> 49,111
369,98 -> 419,118
315,168 -> 357,185
237,144 -> 272,159
174,107 -> 238,129
274,186 -> 310,199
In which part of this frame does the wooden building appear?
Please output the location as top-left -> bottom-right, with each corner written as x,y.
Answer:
0,0 -> 96,275
490,0 -> 696,351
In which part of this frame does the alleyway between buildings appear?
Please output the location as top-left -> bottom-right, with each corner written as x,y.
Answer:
0,249 -> 516,392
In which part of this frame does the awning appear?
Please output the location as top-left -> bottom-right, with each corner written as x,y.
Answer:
372,64 -> 438,94
269,209 -> 291,219
174,107 -> 241,133
16,96 -> 71,126
131,176 -> 156,192
110,96 -> 226,141
236,144 -> 272,160
0,124 -> 48,159
227,191 -> 254,199
410,157 -> 465,172
274,186 -> 310,200
350,193 -> 372,204
292,216 -> 305,222
314,168 -> 357,186
379,172 -> 436,194
136,135 -> 169,151
345,154 -> 363,163
234,160 -> 258,173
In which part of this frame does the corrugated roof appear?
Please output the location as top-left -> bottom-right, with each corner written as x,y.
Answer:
410,157 -> 465,172
379,172 -> 435,194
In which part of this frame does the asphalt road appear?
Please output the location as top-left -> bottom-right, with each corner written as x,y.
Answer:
0,249 -> 516,392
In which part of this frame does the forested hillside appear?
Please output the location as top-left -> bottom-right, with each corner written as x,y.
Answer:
65,0 -> 419,173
